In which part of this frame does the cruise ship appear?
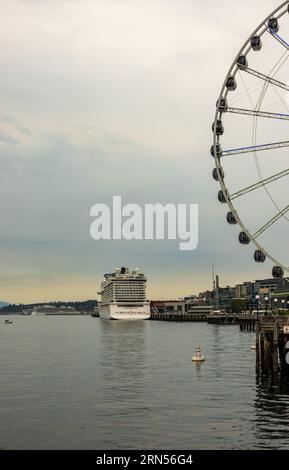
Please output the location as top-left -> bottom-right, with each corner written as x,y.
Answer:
98,267 -> 151,320
31,305 -> 80,315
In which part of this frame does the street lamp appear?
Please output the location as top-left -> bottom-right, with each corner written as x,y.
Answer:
255,294 -> 260,319
274,298 -> 278,315
264,296 -> 269,315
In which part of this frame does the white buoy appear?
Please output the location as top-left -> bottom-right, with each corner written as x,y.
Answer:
192,345 -> 205,362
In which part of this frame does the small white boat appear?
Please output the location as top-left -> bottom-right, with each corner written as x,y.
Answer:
192,345 -> 205,362
4,319 -> 13,324
251,345 -> 256,351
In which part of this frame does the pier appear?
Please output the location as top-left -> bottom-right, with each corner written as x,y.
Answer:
150,312 -> 255,325
150,313 -> 207,322
207,314 -> 235,325
256,317 -> 289,372
237,314 -> 257,332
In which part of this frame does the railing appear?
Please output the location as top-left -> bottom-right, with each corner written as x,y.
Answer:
260,316 -> 289,324
259,316 -> 289,333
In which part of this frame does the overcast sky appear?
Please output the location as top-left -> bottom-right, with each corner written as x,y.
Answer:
0,0 -> 287,303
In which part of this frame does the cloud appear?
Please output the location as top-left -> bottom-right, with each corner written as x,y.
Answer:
0,0 -> 287,302
0,114 -> 31,145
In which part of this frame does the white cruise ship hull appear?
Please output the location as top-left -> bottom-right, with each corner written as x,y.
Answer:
99,303 -> 151,320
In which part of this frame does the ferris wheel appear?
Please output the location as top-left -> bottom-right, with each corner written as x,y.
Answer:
212,0 -> 289,279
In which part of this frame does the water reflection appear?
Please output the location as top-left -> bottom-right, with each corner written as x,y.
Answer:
94,320 -> 153,448
254,371 -> 289,449
98,319 -> 146,362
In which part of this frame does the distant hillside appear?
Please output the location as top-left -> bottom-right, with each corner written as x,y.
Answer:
1,300 -> 97,313
0,301 -> 10,309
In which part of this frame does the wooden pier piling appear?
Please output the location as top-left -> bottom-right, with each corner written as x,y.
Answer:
256,317 -> 289,372
238,314 -> 257,332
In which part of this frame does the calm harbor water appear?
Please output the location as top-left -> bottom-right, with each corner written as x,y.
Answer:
0,315 -> 289,450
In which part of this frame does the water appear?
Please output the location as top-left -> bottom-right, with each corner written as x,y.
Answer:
0,315 -> 289,450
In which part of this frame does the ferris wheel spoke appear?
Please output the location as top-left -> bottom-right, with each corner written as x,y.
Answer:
268,29 -> 289,50
222,139 -> 289,157
230,168 -> 289,200
253,203 -> 289,239
242,67 -> 289,92
226,106 -> 289,120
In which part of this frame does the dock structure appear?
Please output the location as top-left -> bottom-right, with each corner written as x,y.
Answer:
206,313 -> 257,327
151,312 -> 256,325
256,317 -> 289,372
207,314 -> 235,325
150,313 -> 207,322
237,314 -> 257,332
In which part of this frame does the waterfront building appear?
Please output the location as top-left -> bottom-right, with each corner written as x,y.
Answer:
150,300 -> 185,315
215,286 -> 236,310
186,304 -> 213,315
198,291 -> 214,302
270,278 -> 289,309
235,282 -> 253,299
253,278 -> 283,296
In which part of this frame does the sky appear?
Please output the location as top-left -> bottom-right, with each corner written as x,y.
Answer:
0,0 -> 288,303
